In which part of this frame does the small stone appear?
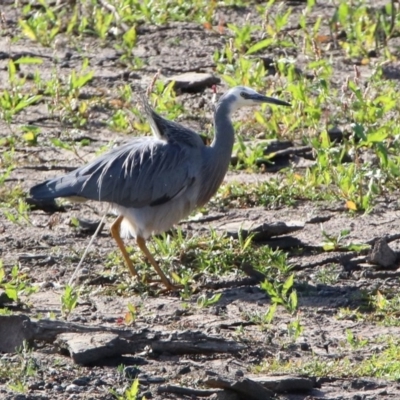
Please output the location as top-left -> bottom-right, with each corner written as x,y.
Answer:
53,384 -> 64,392
72,377 -> 89,386
300,342 -> 310,351
28,381 -> 45,390
93,378 -> 107,387
0,315 -> 34,353
66,384 -> 81,393
235,370 -> 244,378
210,392 -> 241,400
11,395 -> 28,400
166,72 -> 220,93
369,238 -> 397,268
147,376 -> 165,384
178,366 -> 191,375
124,366 -> 140,379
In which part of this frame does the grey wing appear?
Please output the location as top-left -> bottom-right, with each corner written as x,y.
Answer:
29,138 -> 200,208
139,94 -> 205,147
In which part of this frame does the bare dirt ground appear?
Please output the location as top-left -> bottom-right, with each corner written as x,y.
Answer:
2,1 -> 400,399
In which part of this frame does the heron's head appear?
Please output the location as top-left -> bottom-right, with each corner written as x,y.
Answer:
222,86 -> 291,113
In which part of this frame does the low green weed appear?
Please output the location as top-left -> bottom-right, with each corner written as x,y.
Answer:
0,262 -> 38,305
0,59 -> 42,126
197,293 -> 222,308
112,379 -> 144,400
60,284 -> 80,319
320,227 -> 370,252
257,336 -> 400,380
1,341 -> 37,393
260,274 -> 298,315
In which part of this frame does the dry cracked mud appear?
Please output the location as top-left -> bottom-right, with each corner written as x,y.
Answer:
2,1 -> 400,400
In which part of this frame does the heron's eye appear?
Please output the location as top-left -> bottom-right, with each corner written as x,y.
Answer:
240,91 -> 250,99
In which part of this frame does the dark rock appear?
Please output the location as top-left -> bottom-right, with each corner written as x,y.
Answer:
124,366 -> 141,379
369,237 -> 397,268
178,366 -> 191,375
0,315 -> 34,352
28,380 -> 45,390
72,377 -> 90,386
263,140 -> 293,154
65,383 -> 81,393
350,378 -> 381,390
210,392 -> 241,400
166,72 -> 220,93
247,374 -> 314,393
205,375 -> 274,400
300,342 -> 311,351
0,290 -> 13,305
55,332 -> 122,365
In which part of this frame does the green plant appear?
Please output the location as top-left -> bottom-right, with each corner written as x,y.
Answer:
346,329 -> 368,349
197,293 -> 222,308
260,274 -> 298,314
369,291 -> 400,326
0,60 -> 42,125
0,262 -> 38,304
256,336 -> 400,381
287,316 -> 303,341
4,341 -> 37,394
112,379 -> 144,400
320,227 -> 370,252
60,284 -> 80,319
246,303 -> 277,330
19,1 -> 61,46
124,303 -> 137,325
2,199 -> 31,225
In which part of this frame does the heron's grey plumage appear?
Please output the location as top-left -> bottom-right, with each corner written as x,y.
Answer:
29,86 -> 290,288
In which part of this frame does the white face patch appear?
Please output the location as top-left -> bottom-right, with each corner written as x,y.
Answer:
226,86 -> 261,112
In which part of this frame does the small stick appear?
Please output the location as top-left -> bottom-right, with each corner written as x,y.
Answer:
157,385 -> 218,397
146,69 -> 161,98
68,206 -> 110,286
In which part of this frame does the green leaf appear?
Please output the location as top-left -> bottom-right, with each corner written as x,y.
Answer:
246,38 -> 273,55
289,290 -> 298,311
123,26 -> 137,47
18,20 -> 38,41
260,280 -> 277,297
265,303 -> 277,324
366,130 -> 388,143
50,138 -> 73,151
322,243 -> 335,251
347,243 -> 370,252
353,123 -> 367,141
4,285 -> 18,302
14,95 -> 43,113
14,56 -> 43,65
282,274 -> 294,297
222,75 -> 238,87
339,229 -> 351,238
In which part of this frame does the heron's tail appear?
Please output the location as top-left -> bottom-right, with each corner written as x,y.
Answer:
29,176 -> 79,200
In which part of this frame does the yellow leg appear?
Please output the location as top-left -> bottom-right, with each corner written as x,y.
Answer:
110,216 -> 139,278
136,236 -> 176,291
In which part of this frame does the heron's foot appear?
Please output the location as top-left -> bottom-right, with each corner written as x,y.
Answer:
146,278 -> 183,292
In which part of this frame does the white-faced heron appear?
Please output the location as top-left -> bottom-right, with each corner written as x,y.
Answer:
29,86 -> 290,290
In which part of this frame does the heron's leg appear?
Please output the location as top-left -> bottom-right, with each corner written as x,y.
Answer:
110,216 -> 139,277
136,236 -> 176,290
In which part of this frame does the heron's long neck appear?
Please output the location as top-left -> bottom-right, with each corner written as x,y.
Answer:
198,101 -> 235,207
210,101 -> 235,167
